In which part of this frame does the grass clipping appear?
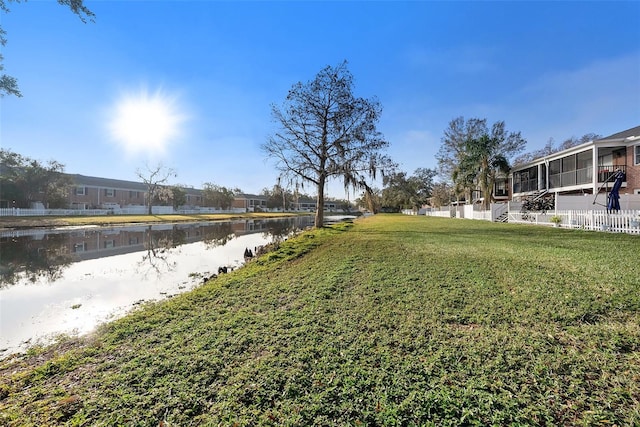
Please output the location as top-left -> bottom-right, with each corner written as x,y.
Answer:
1,215 -> 639,426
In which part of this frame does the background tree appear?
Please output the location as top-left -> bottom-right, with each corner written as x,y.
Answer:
381,172 -> 413,211
135,163 -> 176,215
409,167 -> 437,208
263,61 -> 395,228
513,133 -> 601,166
274,177 -> 289,210
261,185 -> 294,210
170,186 -> 187,210
435,117 -> 488,180
0,148 -> 71,208
333,198 -> 354,212
429,182 -> 454,208
0,0 -> 95,97
150,186 -> 175,208
437,118 -> 525,209
355,186 -> 381,213
382,168 -> 436,211
202,183 -> 235,209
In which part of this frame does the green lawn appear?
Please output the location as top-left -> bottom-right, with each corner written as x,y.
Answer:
1,215 -> 638,426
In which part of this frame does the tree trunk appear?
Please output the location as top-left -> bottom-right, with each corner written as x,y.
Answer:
315,177 -> 325,228
480,158 -> 490,210
147,186 -> 153,215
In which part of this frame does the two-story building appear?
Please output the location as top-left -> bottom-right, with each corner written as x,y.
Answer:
231,194 -> 269,212
510,125 -> 640,201
68,174 -> 205,209
292,197 -> 339,211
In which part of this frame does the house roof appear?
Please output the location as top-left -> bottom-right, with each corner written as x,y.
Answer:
69,174 -> 148,191
598,125 -> 640,141
68,174 -> 203,194
512,125 -> 640,172
235,193 -> 267,200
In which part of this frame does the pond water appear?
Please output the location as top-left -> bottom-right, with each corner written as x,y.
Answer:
0,216 -> 315,357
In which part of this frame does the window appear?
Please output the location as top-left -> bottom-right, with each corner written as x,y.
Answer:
562,155 -> 576,172
103,240 -> 116,249
576,150 -> 593,184
635,145 -> 640,165
105,189 -> 116,197
495,179 -> 507,196
576,150 -> 592,169
75,187 -> 86,196
73,242 -> 87,253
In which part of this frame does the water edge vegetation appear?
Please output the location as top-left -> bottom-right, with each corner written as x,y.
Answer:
0,214 -> 638,425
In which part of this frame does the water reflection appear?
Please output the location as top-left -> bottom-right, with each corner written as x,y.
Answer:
0,216 -> 313,355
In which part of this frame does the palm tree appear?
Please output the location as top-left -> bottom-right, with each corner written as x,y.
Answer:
452,150 -> 479,205
462,135 -> 511,210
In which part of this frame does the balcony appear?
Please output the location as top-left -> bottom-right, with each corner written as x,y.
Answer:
513,178 -> 539,194
549,166 -> 593,189
597,165 -> 627,183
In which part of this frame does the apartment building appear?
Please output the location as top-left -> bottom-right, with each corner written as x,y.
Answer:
68,174 -> 204,209
510,125 -> 640,199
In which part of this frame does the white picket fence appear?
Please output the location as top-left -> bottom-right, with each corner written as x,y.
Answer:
508,209 -> 640,234
417,203 -> 640,235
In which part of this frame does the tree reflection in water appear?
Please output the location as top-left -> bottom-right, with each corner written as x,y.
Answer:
261,218 -> 303,243
138,225 -> 187,276
0,217 -> 315,289
202,222 -> 235,249
0,233 -> 72,288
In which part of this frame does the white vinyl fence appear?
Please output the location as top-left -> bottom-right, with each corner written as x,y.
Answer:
423,208 -> 454,218
424,203 -> 508,221
417,203 -> 640,235
508,209 -> 640,234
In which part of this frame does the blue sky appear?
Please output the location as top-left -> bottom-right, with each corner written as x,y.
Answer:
2,0 -> 639,198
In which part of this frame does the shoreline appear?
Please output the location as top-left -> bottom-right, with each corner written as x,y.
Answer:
0,212 -> 310,231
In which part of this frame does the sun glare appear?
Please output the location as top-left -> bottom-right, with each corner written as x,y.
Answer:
108,88 -> 187,157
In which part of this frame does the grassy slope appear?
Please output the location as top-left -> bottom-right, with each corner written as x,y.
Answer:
0,215 -> 638,426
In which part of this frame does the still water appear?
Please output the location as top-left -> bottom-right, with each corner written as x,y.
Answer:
0,216 -> 314,356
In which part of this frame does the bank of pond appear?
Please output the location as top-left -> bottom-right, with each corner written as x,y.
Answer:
0,216 -> 327,356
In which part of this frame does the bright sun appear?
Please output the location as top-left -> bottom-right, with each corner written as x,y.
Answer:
108,88 -> 187,157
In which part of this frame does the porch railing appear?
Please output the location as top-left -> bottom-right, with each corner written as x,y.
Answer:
597,165 -> 627,183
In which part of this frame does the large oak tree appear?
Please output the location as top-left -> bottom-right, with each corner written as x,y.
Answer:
263,61 -> 394,228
